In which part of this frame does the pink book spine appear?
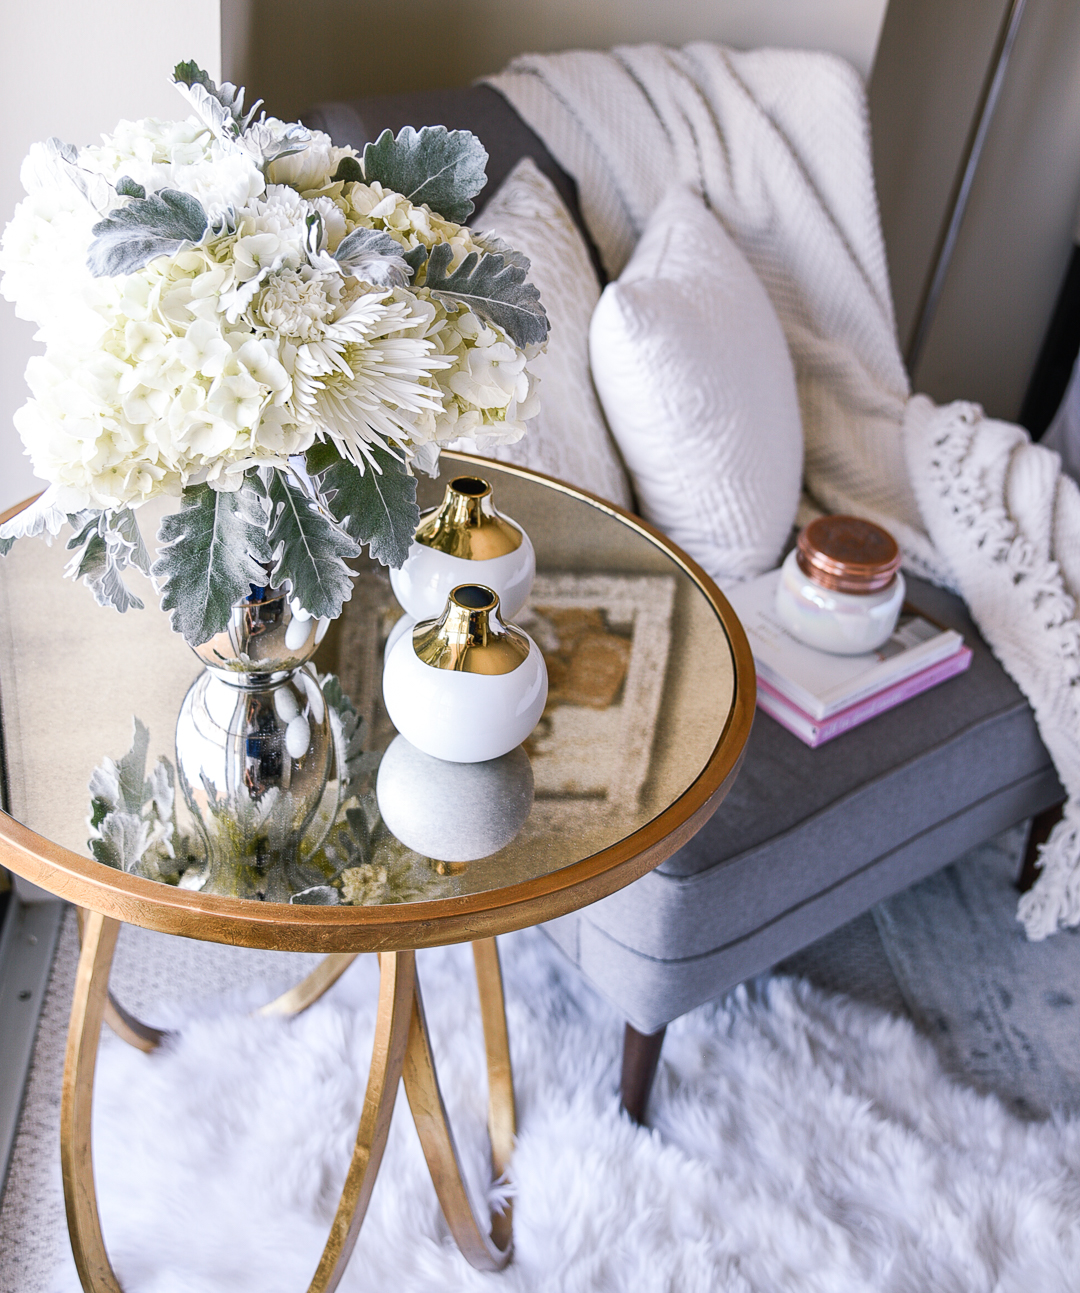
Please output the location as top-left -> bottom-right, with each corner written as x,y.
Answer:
757,647 -> 974,748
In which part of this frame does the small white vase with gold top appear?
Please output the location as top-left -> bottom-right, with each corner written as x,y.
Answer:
389,475 -> 535,621
382,584 -> 548,763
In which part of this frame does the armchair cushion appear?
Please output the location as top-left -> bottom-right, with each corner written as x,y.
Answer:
590,185 -> 803,580
543,575 -> 1062,1034
455,157 -> 633,508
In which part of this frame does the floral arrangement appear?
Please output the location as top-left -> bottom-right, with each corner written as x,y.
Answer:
0,62 -> 547,645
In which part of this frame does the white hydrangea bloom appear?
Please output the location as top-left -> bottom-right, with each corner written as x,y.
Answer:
345,181 -> 483,270
82,117 -> 265,220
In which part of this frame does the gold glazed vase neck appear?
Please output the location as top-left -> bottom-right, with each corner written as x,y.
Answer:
413,585 -> 531,674
414,476 -> 523,560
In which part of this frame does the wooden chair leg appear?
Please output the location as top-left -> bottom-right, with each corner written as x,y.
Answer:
620,1022 -> 666,1125
1017,800 -> 1066,892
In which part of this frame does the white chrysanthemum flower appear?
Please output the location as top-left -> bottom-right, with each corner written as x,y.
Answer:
255,268 -> 341,341
289,288 -> 449,464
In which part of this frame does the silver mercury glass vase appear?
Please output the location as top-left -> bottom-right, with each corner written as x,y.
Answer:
174,583 -> 336,900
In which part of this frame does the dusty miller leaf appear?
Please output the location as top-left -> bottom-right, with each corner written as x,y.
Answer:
0,487 -> 70,555
424,243 -> 548,349
331,156 -> 363,184
153,479 -> 273,646
64,526 -> 145,613
267,470 -> 360,620
402,245 -> 428,277
25,138 -> 112,213
87,189 -> 208,277
474,230 -> 532,274
305,441 -> 419,569
361,126 -> 488,224
173,61 -> 259,135
115,176 -> 146,199
322,674 -> 368,794
92,813 -> 151,873
333,227 -> 411,286
63,508 -> 151,612
112,507 -> 151,575
88,717 -> 150,817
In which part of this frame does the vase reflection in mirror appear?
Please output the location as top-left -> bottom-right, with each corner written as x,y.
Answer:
390,475 -> 535,620
383,583 -> 548,763
175,583 -> 338,900
376,735 -> 534,862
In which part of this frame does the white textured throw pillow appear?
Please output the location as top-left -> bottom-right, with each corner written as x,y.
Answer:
456,158 -> 633,509
589,186 -> 803,580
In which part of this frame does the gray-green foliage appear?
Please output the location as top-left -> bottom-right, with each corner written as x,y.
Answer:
306,441 -> 420,569
87,188 -> 209,277
361,126 -> 488,224
6,456 -> 421,644
266,469 -> 361,621
0,490 -> 70,556
173,60 -> 260,136
153,478 -> 273,646
64,506 -> 151,613
332,226 -> 411,286
88,718 -> 186,883
424,243 -> 549,349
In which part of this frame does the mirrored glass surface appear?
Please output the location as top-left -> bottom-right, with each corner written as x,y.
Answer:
0,459 -> 736,907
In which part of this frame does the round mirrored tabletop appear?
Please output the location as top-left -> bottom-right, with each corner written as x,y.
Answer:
0,454 -> 755,1287
0,454 -> 753,952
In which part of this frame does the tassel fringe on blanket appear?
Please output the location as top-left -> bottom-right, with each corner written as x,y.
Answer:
488,43 -> 1080,938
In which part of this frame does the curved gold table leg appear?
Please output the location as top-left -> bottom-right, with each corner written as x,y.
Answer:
59,925 -> 513,1288
74,906 -> 168,1053
62,910 -> 124,1293
258,953 -> 361,1019
403,937 -> 515,1271
306,950 -> 415,1293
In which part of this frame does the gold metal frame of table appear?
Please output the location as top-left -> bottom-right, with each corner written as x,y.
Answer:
0,461 -> 756,1291
67,913 -> 515,1291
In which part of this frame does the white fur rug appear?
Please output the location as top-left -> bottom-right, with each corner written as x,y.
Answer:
20,923 -> 1080,1292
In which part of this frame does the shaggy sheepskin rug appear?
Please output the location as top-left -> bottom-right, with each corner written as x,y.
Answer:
42,926 -> 1080,1293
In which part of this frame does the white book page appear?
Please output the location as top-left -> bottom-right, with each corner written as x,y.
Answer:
725,570 -> 964,719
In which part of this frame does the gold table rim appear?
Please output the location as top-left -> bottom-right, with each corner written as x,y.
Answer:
0,453 -> 756,953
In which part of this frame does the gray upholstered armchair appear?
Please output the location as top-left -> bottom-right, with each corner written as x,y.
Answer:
309,84 -> 1064,1121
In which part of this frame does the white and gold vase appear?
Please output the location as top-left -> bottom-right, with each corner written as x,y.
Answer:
382,583 -> 548,763
389,475 -> 535,621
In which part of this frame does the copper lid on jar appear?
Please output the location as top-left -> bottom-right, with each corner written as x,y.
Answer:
795,516 -> 901,594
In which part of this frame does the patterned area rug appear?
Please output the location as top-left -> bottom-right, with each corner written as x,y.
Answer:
2,896 -> 1080,1292
875,823 -> 1080,1120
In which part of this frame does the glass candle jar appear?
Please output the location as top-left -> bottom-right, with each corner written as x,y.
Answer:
774,516 -> 905,655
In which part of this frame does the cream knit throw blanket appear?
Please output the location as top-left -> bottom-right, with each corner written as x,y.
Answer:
488,42 -> 1080,939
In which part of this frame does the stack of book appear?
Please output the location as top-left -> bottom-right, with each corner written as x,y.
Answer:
725,569 -> 973,748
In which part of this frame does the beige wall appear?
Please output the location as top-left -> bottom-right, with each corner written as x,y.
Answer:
871,0 -> 1080,421
0,2 -> 220,513
243,0 -> 887,122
